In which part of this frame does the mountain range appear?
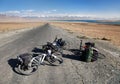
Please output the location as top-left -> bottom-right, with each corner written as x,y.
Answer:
0,14 -> 120,22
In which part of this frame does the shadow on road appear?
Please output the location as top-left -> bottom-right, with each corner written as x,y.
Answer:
63,48 -> 106,62
8,58 -> 20,74
63,49 -> 85,62
32,47 -> 44,53
63,54 -> 81,61
69,49 -> 81,55
8,58 -> 18,68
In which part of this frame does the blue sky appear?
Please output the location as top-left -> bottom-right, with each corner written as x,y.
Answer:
0,0 -> 120,18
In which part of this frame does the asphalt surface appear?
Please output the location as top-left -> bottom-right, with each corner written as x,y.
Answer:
0,23 -> 120,84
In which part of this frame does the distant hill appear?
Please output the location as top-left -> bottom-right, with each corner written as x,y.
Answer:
0,14 -> 101,22
0,14 -> 120,22
0,14 -> 28,22
0,14 -> 50,22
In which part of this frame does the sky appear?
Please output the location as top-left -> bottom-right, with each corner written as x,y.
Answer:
0,0 -> 120,18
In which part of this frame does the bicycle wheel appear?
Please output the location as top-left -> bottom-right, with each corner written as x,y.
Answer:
98,53 -> 106,59
18,64 -> 38,75
47,55 -> 63,66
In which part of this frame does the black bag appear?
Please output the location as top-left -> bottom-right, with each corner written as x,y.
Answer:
85,42 -> 95,47
19,53 -> 32,66
57,38 -> 66,47
81,42 -> 98,62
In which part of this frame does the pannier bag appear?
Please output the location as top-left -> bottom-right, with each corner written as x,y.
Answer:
82,42 -> 98,62
19,53 -> 32,66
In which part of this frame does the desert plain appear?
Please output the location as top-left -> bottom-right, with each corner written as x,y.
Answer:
1,22 -> 119,47
50,22 -> 120,46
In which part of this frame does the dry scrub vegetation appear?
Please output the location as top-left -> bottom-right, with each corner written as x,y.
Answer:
0,22 -> 120,46
50,22 -> 120,46
0,22 -> 45,32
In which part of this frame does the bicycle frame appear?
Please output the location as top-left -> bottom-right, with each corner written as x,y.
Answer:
29,54 -> 47,67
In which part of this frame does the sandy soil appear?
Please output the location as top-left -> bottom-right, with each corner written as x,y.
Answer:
50,22 -> 120,46
0,22 -> 120,46
0,22 -> 46,48
0,22 -> 45,32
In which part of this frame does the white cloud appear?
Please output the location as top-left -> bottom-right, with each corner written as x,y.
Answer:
43,9 -> 57,14
52,9 -> 57,12
21,9 -> 35,13
7,11 -> 20,13
0,9 -> 120,19
0,10 -> 21,16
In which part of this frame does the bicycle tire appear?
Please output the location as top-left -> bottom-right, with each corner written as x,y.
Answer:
98,53 -> 106,59
47,55 -> 63,66
18,64 -> 38,75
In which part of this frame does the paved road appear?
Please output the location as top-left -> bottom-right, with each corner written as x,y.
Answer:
0,24 -> 120,84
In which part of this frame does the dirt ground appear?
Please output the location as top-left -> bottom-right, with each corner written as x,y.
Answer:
0,22 -> 45,32
0,22 -> 120,46
50,22 -> 120,46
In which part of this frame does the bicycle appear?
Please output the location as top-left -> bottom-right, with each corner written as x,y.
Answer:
17,50 -> 63,75
79,40 -> 106,62
42,37 -> 66,56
